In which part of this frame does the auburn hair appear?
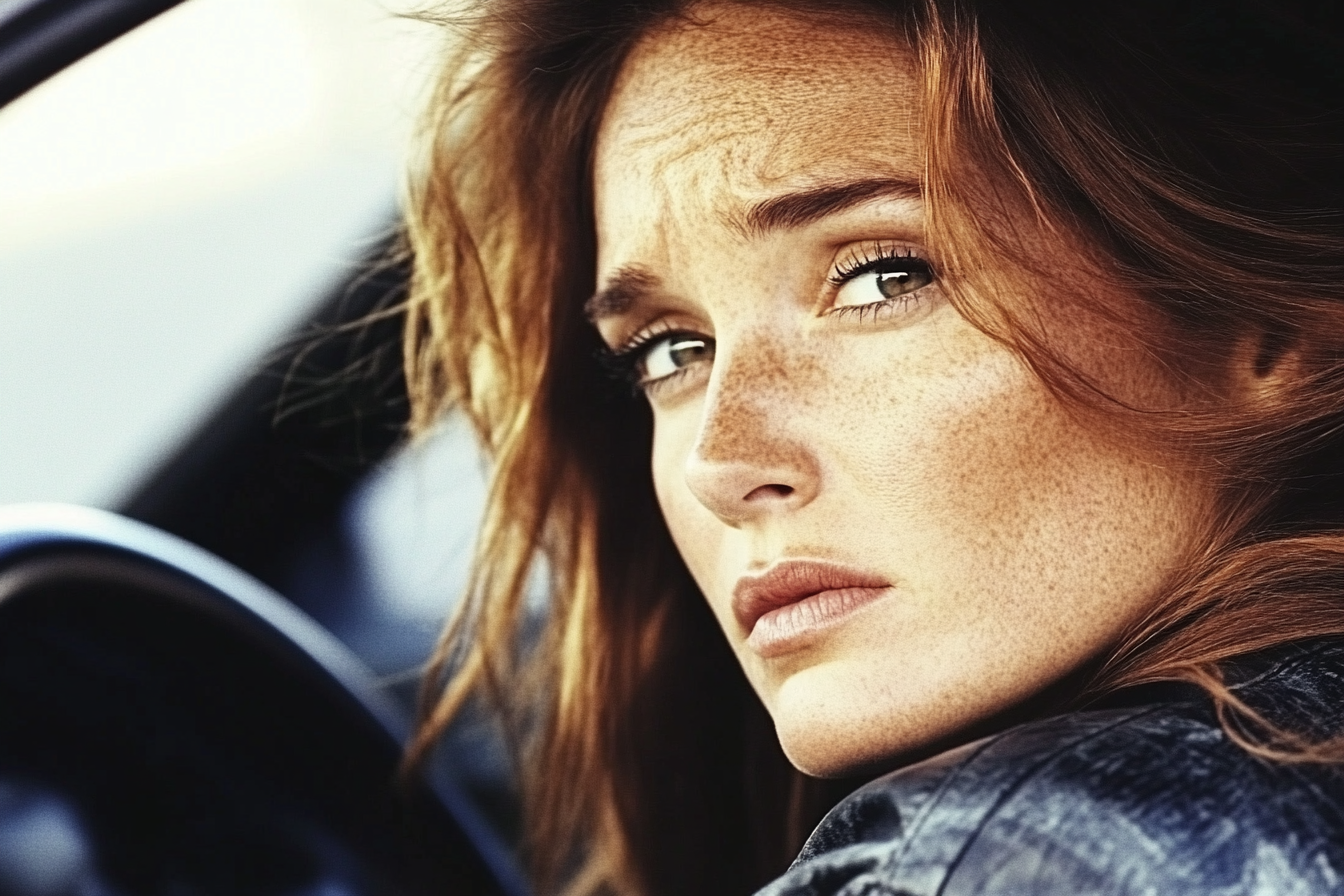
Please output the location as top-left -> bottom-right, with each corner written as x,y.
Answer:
399,1 -> 1344,894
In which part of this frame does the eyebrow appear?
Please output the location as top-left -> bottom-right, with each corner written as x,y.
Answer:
584,176 -> 924,322
739,176 -> 923,237
584,264 -> 662,323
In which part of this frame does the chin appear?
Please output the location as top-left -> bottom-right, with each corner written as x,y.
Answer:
767,669 -> 984,778
772,702 -> 930,780
777,735 -> 866,779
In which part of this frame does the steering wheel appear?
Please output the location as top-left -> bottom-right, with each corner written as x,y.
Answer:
0,504 -> 526,896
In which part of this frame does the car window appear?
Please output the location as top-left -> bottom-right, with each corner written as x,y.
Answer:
0,0 -> 524,849
0,0 -> 439,507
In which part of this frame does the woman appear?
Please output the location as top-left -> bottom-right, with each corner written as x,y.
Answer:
401,0 -> 1344,893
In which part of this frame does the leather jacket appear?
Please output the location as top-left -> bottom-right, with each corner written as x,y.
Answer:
759,641 -> 1344,895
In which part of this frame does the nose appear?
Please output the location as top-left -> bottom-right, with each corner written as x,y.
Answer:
682,347 -> 821,527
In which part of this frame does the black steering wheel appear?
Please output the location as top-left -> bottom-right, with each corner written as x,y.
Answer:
0,504 -> 526,896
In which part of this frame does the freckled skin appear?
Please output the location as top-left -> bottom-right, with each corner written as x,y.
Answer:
591,4 -> 1218,777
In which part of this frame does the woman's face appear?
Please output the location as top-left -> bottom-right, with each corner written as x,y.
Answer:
590,3 -> 1215,776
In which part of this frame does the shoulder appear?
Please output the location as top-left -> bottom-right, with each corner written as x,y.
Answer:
760,692 -> 1344,896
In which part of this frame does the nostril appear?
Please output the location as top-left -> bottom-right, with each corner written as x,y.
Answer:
745,483 -> 794,501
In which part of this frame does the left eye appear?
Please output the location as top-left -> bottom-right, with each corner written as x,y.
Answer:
834,256 -> 934,309
639,333 -> 715,383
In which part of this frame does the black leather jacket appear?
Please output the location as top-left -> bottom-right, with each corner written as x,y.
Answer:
759,642 -> 1344,895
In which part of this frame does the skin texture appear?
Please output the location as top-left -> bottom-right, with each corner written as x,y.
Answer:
589,3 -> 1219,777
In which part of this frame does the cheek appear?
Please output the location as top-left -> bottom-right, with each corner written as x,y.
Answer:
869,354 -> 1069,541
856,339 -> 1187,617
811,320 -> 1052,538
838,310 -> 1168,541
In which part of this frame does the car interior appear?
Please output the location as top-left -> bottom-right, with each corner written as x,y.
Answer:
0,1 -> 524,893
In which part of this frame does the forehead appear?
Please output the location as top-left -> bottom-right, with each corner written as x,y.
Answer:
594,2 -> 923,235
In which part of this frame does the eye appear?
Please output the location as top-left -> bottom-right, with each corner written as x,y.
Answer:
639,332 -> 715,384
600,326 -> 715,392
830,248 -> 935,312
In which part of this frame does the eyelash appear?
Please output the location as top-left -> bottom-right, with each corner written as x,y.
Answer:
599,320 -> 693,394
599,244 -> 936,392
829,242 -> 921,281
825,242 -> 936,322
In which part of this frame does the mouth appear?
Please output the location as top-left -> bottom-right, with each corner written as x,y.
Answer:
732,560 -> 892,658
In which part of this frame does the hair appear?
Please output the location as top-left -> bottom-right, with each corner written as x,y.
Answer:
398,1 -> 1344,894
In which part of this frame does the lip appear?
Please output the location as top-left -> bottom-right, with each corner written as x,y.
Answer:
732,560 -> 892,657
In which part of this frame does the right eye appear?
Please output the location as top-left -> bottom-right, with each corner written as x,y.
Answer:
638,331 -> 716,385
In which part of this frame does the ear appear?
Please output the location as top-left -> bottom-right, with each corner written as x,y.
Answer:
1225,327 -> 1305,405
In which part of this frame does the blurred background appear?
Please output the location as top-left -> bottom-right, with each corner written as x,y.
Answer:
0,0 -> 514,835
0,0 -> 474,668
2,0 -> 426,505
